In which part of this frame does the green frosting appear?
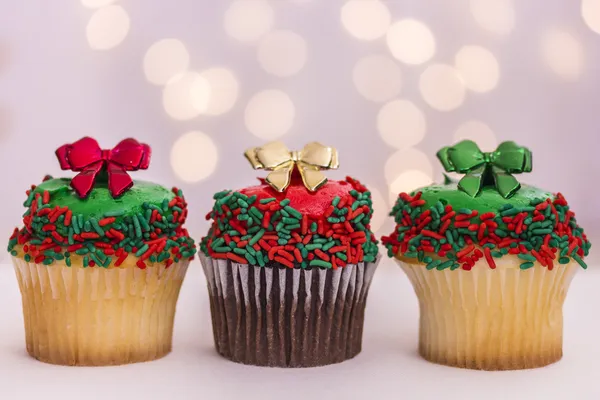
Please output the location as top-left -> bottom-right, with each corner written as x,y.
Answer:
8,177 -> 197,268
417,182 -> 553,214
30,178 -> 175,222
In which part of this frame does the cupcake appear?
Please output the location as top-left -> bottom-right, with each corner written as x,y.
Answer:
7,137 -> 196,366
199,141 -> 380,367
382,140 -> 591,370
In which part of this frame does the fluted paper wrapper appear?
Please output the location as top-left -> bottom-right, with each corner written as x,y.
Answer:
200,253 -> 379,367
397,256 -> 578,370
11,257 -> 189,366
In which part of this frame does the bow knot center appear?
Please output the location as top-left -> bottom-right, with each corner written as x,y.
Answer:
291,150 -> 300,162
483,152 -> 492,164
101,149 -> 112,161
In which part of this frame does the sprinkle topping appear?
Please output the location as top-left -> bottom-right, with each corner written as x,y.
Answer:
200,177 -> 378,269
7,179 -> 196,269
382,191 -> 590,271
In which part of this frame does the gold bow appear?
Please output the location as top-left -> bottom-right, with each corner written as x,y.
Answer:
244,141 -> 339,192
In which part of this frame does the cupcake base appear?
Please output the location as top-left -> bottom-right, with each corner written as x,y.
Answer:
397,256 -> 577,370
200,254 -> 379,367
12,257 -> 189,366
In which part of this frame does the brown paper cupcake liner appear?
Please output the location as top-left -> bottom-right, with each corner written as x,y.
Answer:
200,253 -> 379,367
397,255 -> 578,370
12,257 -> 189,366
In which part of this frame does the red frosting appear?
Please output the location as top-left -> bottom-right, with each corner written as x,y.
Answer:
240,171 -> 356,218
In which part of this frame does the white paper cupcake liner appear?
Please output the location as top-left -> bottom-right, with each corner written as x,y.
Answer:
200,253 -> 379,367
397,255 -> 578,370
12,257 -> 189,366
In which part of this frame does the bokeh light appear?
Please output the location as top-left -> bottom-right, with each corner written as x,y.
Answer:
224,0 -> 274,43
582,0 -> 600,34
419,64 -> 466,111
163,72 -> 211,120
454,120 -> 497,151
353,54 -> 402,102
469,0 -> 515,35
190,75 -> 212,114
171,131 -> 218,183
200,68 -> 239,116
86,5 -> 130,50
377,99 -> 426,150
541,30 -> 584,81
454,45 -> 500,93
81,0 -> 116,8
143,39 -> 190,86
257,30 -> 308,77
386,19 -> 436,65
245,90 -> 295,139
389,170 -> 433,204
384,148 -> 433,185
341,0 -> 391,41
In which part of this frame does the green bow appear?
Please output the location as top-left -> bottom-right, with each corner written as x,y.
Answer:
437,140 -> 532,198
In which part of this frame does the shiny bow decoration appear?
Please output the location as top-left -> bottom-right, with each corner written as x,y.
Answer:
244,141 -> 339,192
55,137 -> 151,199
437,140 -> 532,198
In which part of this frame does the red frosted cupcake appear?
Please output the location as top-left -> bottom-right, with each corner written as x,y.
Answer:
199,141 -> 380,367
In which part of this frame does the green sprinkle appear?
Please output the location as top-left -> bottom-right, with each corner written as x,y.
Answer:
309,260 -> 332,268
532,228 -> 553,235
559,257 -> 570,264
138,214 -> 150,231
519,262 -> 534,270
135,244 -> 149,257
133,215 -> 142,238
518,253 -> 536,262
90,218 -> 104,236
249,229 -> 265,246
246,253 -> 257,264
284,206 -> 302,219
501,207 -> 521,216
573,254 -> 587,269
259,198 -> 276,204
89,252 -> 102,266
437,260 -> 454,270
103,209 -> 125,217
280,199 -> 290,207
305,244 -> 322,250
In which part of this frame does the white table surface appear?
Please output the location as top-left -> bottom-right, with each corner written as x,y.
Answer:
0,258 -> 598,400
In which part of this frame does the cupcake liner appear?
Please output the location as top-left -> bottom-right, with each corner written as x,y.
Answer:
12,257 -> 189,366
397,256 -> 578,370
200,253 -> 380,367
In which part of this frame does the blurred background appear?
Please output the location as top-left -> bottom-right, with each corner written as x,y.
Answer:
0,0 -> 598,263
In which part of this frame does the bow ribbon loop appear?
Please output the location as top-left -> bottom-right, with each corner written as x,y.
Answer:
55,137 -> 151,199
437,140 -> 532,198
245,141 -> 339,192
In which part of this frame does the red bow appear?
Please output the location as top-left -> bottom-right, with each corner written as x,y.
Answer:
55,137 -> 151,199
